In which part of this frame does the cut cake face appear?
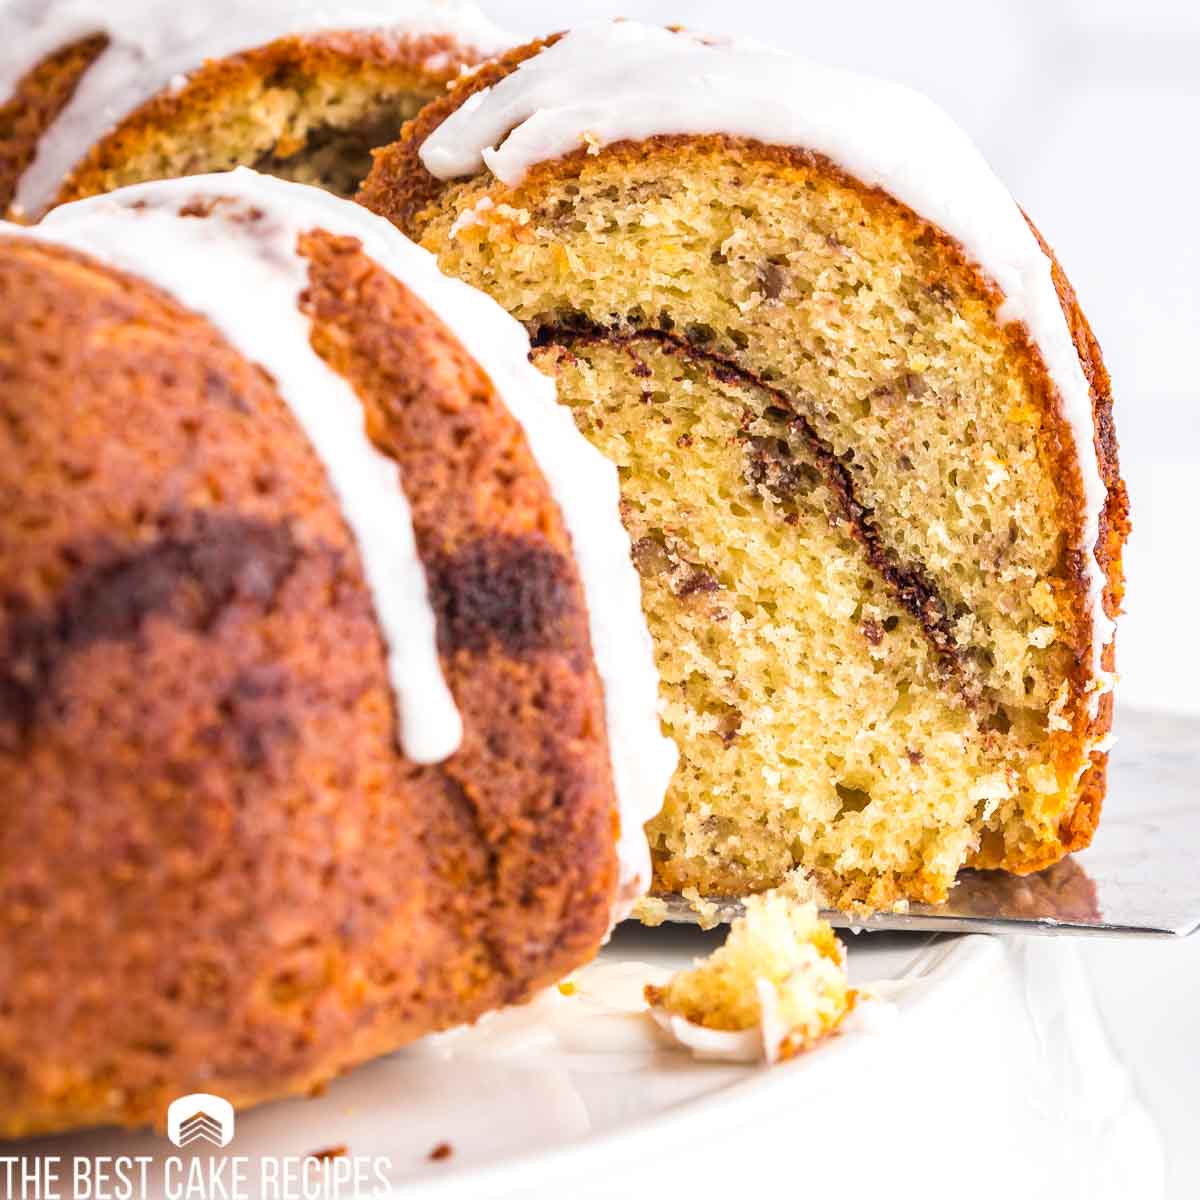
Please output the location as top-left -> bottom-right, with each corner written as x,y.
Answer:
360,21 -> 1128,910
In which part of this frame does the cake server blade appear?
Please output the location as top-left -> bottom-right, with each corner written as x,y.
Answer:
650,706 -> 1200,937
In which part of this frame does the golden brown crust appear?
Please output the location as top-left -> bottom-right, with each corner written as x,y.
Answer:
972,221 -> 1128,872
0,226 -> 617,1137
358,34 -> 557,229
0,32 -> 108,214
58,31 -> 480,209
361,35 -> 1129,892
1,28 -> 495,218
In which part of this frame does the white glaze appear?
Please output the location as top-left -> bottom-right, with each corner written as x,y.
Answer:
648,977 -> 786,1064
648,978 -> 899,1064
649,1006 -> 765,1063
0,0 -> 513,216
419,21 -> 1116,703
17,169 -> 677,903
13,172 -> 462,763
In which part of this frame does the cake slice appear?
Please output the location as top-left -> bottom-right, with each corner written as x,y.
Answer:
0,0 -> 512,218
360,21 -> 1130,911
0,170 -> 673,1136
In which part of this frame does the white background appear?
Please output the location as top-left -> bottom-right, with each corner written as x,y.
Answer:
480,0 -> 1200,717
468,3 -> 1200,1197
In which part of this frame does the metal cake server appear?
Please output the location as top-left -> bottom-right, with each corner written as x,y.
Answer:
654,706 -> 1200,937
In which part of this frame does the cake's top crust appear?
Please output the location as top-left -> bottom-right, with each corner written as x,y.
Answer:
16,170 -> 462,762
0,0 -> 513,215
416,21 -> 1116,705
18,168 -> 676,905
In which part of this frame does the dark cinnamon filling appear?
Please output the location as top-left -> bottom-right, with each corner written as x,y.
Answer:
532,323 -> 969,680
426,534 -> 576,658
0,514 -> 304,748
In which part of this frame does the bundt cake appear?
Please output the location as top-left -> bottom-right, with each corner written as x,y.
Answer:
0,168 -> 674,1136
360,21 -> 1130,911
0,0 -> 512,219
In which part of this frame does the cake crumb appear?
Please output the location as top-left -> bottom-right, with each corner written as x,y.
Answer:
309,1145 -> 346,1161
557,980 -> 578,995
646,877 -> 853,1063
429,1142 -> 453,1162
632,895 -> 669,926
680,886 -> 721,930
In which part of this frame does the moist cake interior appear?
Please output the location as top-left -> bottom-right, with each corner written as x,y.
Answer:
412,142 -> 1099,907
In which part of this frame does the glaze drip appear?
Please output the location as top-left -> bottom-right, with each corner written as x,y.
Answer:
418,21 -> 1115,707
13,169 -> 676,907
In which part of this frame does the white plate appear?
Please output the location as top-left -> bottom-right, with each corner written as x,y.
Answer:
17,929 -> 1007,1198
